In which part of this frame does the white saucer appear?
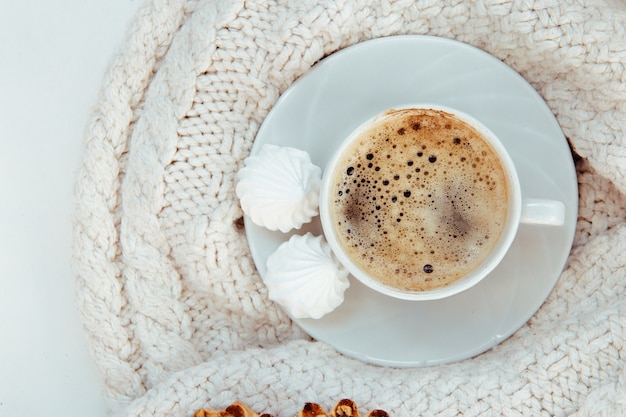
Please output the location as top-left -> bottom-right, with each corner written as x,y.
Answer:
246,35 -> 578,367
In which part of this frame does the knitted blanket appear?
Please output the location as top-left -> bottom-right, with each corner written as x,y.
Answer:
72,0 -> 626,416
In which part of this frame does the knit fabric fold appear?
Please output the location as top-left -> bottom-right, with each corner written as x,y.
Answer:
73,0 -> 626,416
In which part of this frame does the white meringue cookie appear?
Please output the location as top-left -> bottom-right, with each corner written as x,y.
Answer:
236,144 -> 322,233
265,233 -> 350,319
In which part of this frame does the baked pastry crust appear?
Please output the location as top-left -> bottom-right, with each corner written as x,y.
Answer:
193,400 -> 271,417
296,402 -> 327,417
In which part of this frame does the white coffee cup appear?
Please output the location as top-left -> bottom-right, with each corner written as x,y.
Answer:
319,104 -> 565,300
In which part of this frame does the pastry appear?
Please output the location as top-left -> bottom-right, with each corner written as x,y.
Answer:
193,401 -> 271,417
193,399 -> 388,417
296,402 -> 327,417
328,399 -> 389,417
330,399 -> 359,416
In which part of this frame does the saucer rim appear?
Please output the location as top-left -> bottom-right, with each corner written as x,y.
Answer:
245,35 -> 578,367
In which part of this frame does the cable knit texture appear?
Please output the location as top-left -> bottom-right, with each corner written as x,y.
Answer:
73,0 -> 626,416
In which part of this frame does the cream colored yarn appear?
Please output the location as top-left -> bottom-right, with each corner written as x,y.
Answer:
72,0 -> 626,416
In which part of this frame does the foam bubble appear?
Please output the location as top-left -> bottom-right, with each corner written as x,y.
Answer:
330,108 -> 508,292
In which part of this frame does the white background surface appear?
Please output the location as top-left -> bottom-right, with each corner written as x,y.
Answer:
0,1 -> 141,415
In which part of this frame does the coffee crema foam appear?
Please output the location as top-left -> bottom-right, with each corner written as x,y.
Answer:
330,108 -> 508,292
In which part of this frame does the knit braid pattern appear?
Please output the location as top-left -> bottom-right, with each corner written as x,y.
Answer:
72,0 -> 626,416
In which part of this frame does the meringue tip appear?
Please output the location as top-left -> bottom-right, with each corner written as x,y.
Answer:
264,233 -> 349,319
236,145 -> 322,233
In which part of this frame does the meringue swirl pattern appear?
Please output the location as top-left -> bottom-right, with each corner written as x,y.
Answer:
265,233 -> 350,319
236,144 -> 322,233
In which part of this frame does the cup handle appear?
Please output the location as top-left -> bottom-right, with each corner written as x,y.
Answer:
520,198 -> 566,226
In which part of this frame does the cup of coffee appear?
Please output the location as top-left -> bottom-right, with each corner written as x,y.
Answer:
319,105 -> 565,300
